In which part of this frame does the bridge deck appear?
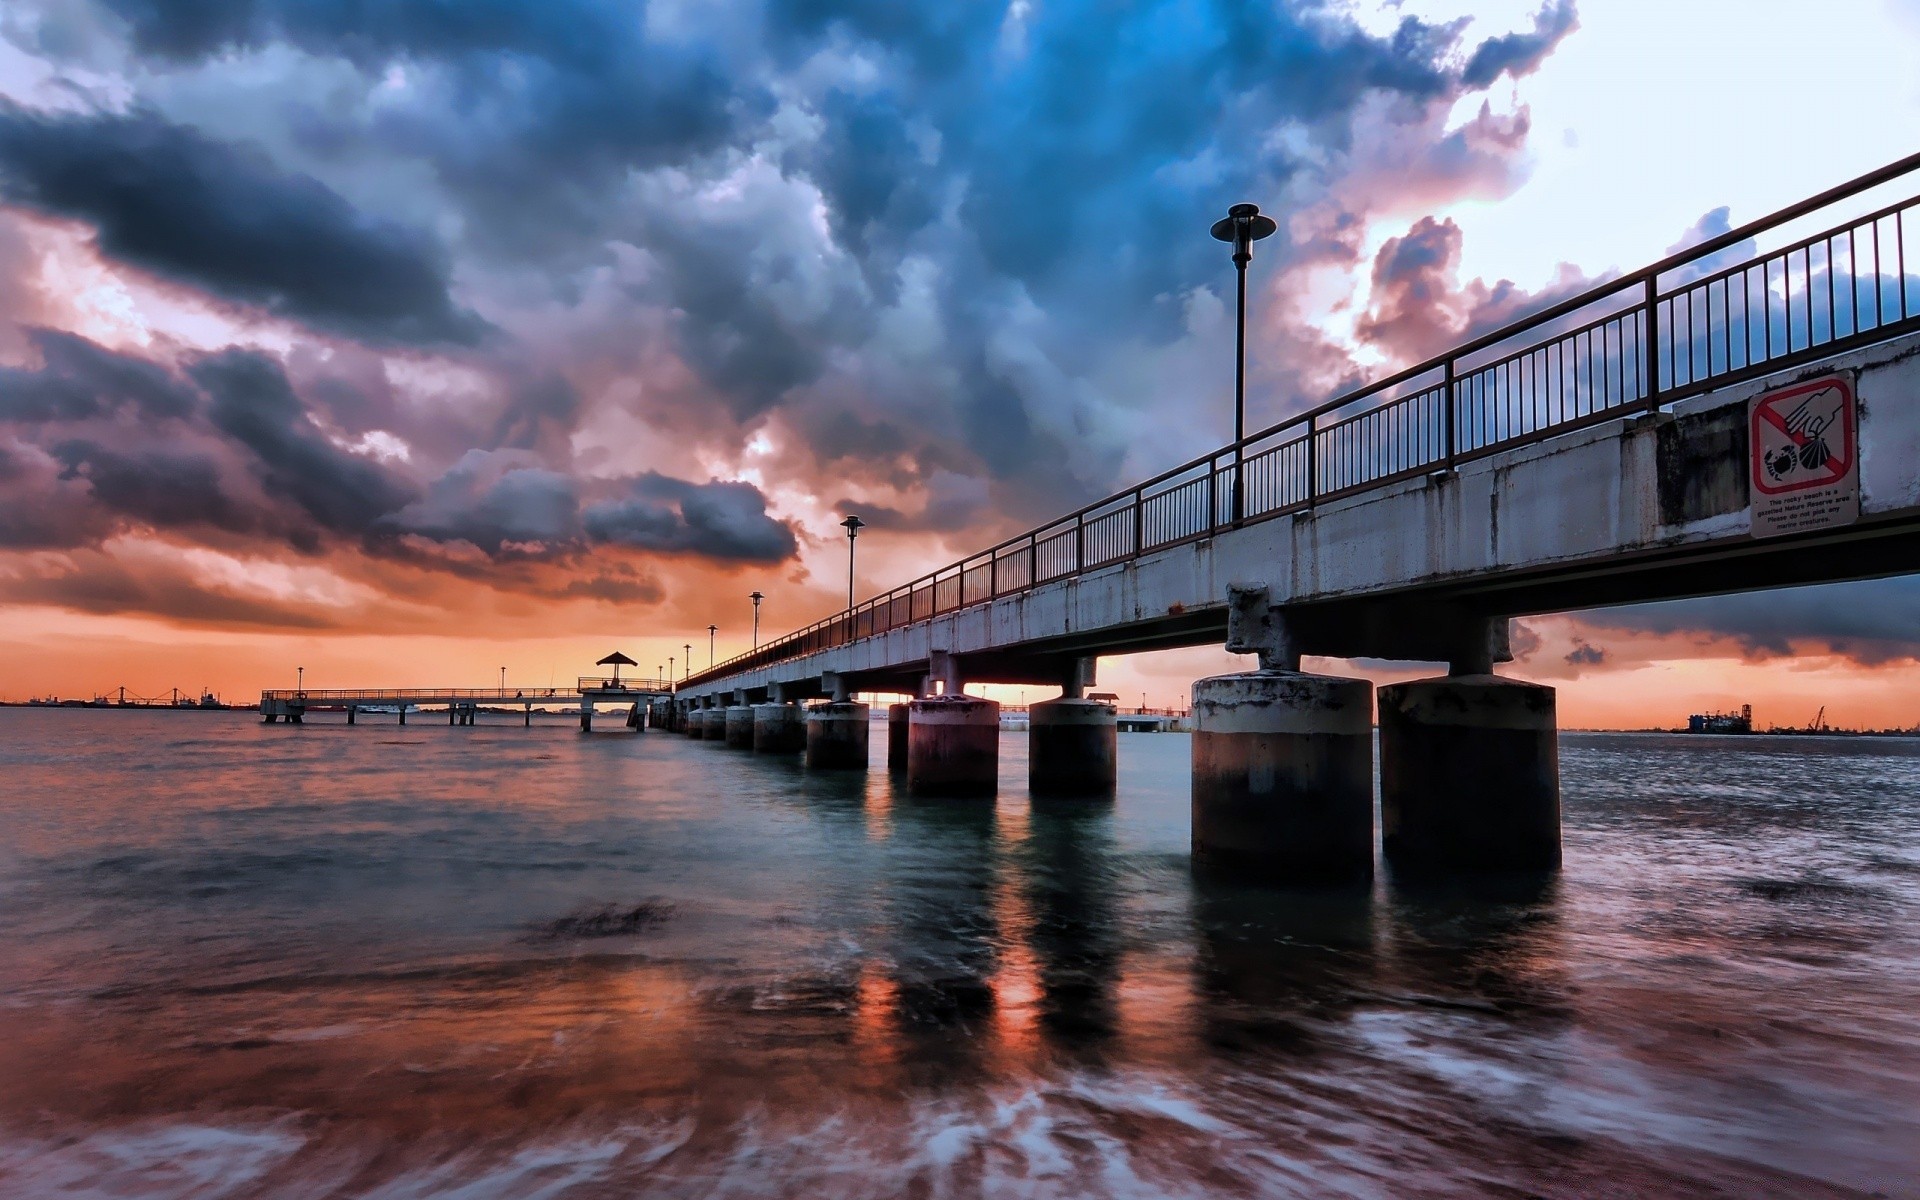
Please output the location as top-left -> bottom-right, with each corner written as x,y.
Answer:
260,679 -> 674,713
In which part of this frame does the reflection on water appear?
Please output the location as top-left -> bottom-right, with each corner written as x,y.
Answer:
0,713 -> 1916,1198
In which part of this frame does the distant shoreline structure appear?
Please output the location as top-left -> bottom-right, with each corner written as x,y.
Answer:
2,703 -> 1913,737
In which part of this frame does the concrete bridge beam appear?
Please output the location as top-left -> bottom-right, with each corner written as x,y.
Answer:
753,702 -> 806,754
1028,657 -> 1115,797
887,703 -> 910,771
1377,675 -> 1560,876
724,705 -> 755,748
907,694 -> 1001,797
805,700 -> 869,769
1190,668 -> 1374,886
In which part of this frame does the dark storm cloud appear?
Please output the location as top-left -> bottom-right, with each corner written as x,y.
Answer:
0,327 -> 197,421
47,439 -> 257,537
391,452 -> 582,553
95,0 -> 750,252
1564,640 -> 1606,666
190,348 -> 420,539
1461,0 -> 1578,87
1582,578 -> 1920,666
0,549 -> 346,629
583,475 -> 797,563
0,104 -> 485,344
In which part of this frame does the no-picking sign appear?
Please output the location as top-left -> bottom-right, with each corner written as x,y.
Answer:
1749,372 -> 1859,538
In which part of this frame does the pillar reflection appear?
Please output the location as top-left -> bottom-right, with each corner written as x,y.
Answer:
882,801 -> 1001,1071
1190,877 -> 1377,1056
1020,799 -> 1123,1054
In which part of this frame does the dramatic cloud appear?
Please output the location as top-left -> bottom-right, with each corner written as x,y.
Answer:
0,104 -> 485,344
0,0 -> 1590,636
1581,579 -> 1920,667
583,475 -> 799,563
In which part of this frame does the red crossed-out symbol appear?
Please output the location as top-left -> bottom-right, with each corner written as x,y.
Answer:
1751,376 -> 1853,496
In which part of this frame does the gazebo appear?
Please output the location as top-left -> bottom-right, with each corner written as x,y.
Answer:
596,651 -> 638,688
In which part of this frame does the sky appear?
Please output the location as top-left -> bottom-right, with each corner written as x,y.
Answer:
0,0 -> 1917,729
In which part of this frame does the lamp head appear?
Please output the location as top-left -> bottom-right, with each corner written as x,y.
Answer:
840,514 -> 866,537
1209,202 -> 1278,264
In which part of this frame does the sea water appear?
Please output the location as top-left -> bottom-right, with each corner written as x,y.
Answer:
0,709 -> 1915,1198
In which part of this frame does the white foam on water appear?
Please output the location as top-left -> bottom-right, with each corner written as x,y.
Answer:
0,1123 -> 305,1200
358,1133 -> 630,1200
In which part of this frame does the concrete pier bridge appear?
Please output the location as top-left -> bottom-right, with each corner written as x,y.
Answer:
260,676 -> 674,730
672,155 -> 1920,883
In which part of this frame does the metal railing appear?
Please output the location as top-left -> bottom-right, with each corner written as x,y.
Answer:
686,153 -> 1920,689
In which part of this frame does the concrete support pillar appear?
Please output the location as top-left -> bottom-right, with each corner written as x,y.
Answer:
398,706 -> 406,726
723,705 -> 755,748
686,707 -> 705,738
449,706 -> 456,726
805,701 -> 870,769
347,706 -> 356,726
907,695 -> 1001,797
1377,675 -> 1560,876
580,699 -> 594,733
524,705 -> 532,727
753,703 -> 806,754
1190,670 -> 1374,886
1028,698 -> 1117,797
887,703 -> 910,771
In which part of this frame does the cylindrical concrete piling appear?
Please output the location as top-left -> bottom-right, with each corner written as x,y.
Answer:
686,708 -> 706,738
753,703 -> 806,754
1377,674 -> 1560,876
887,703 -> 911,771
805,701 -> 870,769
1191,670 -> 1374,886
724,706 -> 755,748
907,695 -> 1001,797
1028,698 -> 1117,796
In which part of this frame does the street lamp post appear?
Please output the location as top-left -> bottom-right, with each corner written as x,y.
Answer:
669,655 -> 675,685
499,666 -> 506,691
750,591 -> 763,649
707,624 -> 717,669
296,665 -> 304,694
683,644 -> 691,681
1210,202 -> 1277,524
839,515 -> 866,612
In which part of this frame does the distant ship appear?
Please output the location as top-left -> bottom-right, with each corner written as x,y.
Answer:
1687,704 -> 1753,734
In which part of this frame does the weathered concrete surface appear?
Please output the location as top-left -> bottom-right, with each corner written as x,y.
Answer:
805,701 -> 869,769
1378,675 -> 1560,876
723,706 -> 755,748
1028,698 -> 1117,797
678,337 -> 1920,704
1191,671 -> 1373,887
752,703 -> 806,754
887,703 -> 910,771
685,708 -> 705,738
908,696 -> 1001,797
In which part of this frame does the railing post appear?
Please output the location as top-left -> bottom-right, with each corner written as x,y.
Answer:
1443,359 -> 1456,469
1132,488 -> 1144,555
1075,513 -> 1085,570
1207,458 -> 1218,531
1305,416 -> 1318,507
1028,536 -> 1037,586
989,553 -> 998,598
1644,274 -> 1661,412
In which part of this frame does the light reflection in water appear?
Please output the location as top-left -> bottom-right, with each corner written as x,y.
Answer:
0,711 -> 1914,1198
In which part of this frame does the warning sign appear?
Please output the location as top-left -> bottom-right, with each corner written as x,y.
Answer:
1749,372 -> 1858,538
